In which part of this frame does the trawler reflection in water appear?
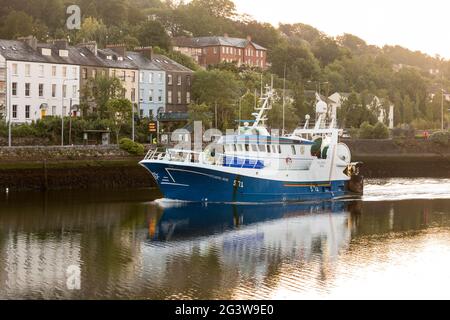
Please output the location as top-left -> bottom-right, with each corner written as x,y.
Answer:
146,200 -> 361,264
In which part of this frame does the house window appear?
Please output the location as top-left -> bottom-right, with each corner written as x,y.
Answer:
39,84 -> 44,97
186,75 -> 191,86
186,92 -> 191,104
222,47 -> 225,54
52,106 -> 56,115
52,84 -> 56,97
12,63 -> 18,75
72,67 -> 77,78
12,82 -> 17,96
168,74 -> 173,85
63,106 -> 67,116
63,66 -> 67,77
52,66 -> 57,77
25,64 -> 30,76
158,73 -> 163,83
25,105 -> 30,119
72,85 -> 77,98
82,68 -> 87,79
63,85 -> 67,98
149,89 -> 153,102
168,90 -> 172,104
112,69 -> 116,78
140,72 -> 144,82
131,71 -> 136,82
177,75 -> 182,86
214,47 -> 218,54
121,71 -> 126,81
12,105 -> 17,118
149,109 -> 154,119
158,90 -> 162,102
25,83 -> 30,96
177,91 -> 182,104
131,88 -> 136,102
149,73 -> 153,83
39,65 -> 44,77
92,69 -> 97,78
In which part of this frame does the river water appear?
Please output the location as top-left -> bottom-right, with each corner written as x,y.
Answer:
0,178 -> 449,300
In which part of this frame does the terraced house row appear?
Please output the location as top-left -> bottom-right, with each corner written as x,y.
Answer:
0,36 -> 193,123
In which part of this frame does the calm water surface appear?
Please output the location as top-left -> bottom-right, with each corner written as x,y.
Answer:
0,178 -> 449,299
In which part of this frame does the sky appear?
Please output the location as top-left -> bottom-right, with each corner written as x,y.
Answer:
233,0 -> 450,59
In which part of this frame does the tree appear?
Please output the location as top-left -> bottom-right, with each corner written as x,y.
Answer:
136,20 -> 171,50
190,0 -> 236,19
82,76 -> 124,118
402,95 -> 414,124
188,103 -> 213,127
191,69 -> 241,130
0,11 -> 34,38
107,98 -> 132,143
77,17 -> 108,46
270,44 -> 320,83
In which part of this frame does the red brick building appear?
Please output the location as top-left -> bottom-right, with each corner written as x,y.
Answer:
173,35 -> 267,69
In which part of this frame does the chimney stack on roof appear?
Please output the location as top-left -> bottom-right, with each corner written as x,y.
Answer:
78,41 -> 98,56
246,35 -> 252,42
134,46 -> 153,60
52,39 -> 69,50
18,36 -> 38,50
224,33 -> 229,38
106,44 -> 127,57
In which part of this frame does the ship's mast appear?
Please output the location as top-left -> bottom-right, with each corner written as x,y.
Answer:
252,78 -> 274,128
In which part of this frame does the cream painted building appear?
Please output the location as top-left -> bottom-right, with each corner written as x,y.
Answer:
0,38 -> 80,123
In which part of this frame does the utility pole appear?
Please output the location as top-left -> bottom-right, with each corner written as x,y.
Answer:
282,63 -> 286,136
214,101 -> 217,128
442,89 -> 445,131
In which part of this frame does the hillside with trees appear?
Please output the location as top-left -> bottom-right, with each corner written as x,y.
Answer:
0,0 -> 449,132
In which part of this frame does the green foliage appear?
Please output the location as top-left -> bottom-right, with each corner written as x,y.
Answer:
119,138 -> 145,155
82,75 -> 124,117
191,69 -> 242,130
429,131 -> 450,146
358,121 -> 389,139
358,121 -> 374,139
107,98 -> 133,143
372,122 -> 390,139
136,20 -> 171,50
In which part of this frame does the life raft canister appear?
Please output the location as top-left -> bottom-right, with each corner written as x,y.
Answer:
286,157 -> 293,165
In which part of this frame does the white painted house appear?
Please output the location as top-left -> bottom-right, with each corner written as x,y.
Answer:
0,38 -> 80,123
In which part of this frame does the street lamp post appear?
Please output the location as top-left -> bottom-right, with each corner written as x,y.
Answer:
61,78 -> 78,146
7,65 -> 12,147
442,89 -> 445,131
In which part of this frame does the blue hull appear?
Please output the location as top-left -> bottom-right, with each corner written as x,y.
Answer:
141,162 -> 353,203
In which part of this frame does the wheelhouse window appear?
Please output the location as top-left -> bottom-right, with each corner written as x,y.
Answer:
251,144 -> 258,152
291,145 -> 297,155
278,145 -> 282,153
258,145 -> 265,152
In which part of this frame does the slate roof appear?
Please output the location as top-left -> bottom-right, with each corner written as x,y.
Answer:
151,54 -> 193,73
0,38 -> 193,73
173,36 -> 267,51
125,51 -> 160,71
37,43 -> 108,68
0,39 -> 47,63
97,48 -> 137,70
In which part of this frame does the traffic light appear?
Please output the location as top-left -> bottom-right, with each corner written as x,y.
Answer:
148,121 -> 157,133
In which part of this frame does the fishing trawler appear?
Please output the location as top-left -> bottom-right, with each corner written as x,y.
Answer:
140,84 -> 363,203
